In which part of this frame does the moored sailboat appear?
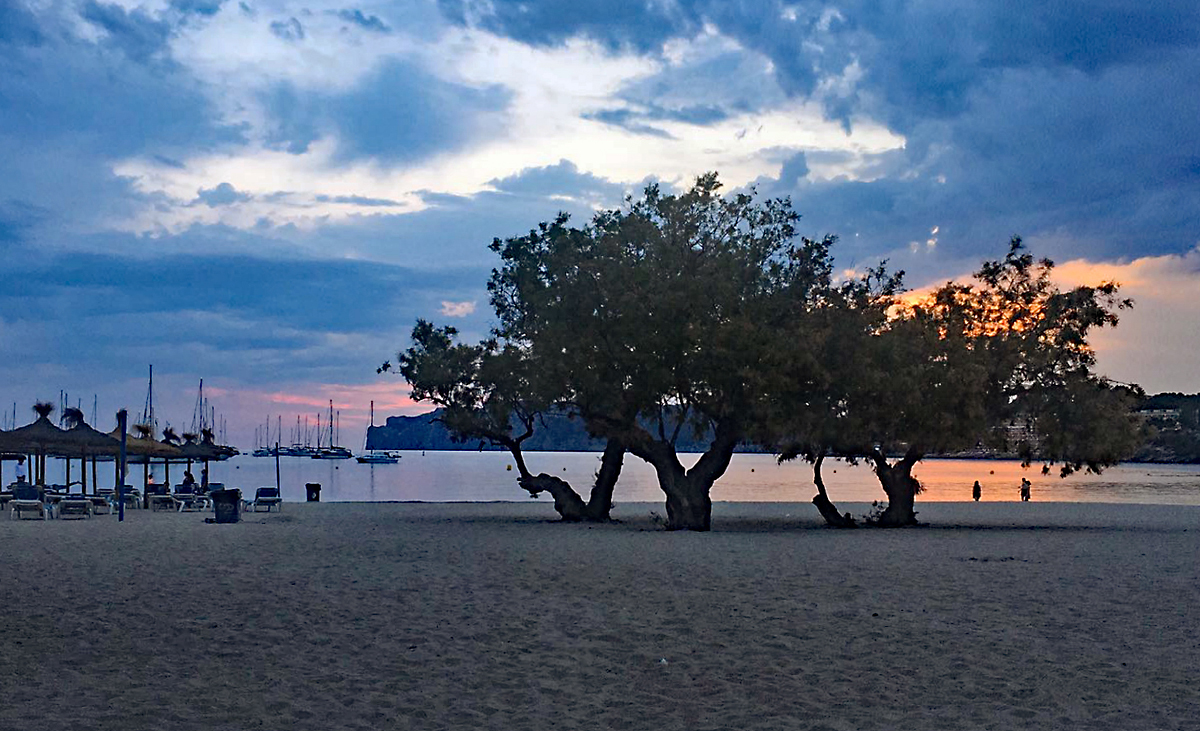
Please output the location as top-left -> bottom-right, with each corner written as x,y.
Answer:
356,401 -> 399,463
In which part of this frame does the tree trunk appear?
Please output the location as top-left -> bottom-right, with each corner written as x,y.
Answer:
870,453 -> 921,527
513,439 -> 625,522
811,454 -> 856,528
519,473 -> 589,521
634,420 -> 739,531
584,439 -> 624,521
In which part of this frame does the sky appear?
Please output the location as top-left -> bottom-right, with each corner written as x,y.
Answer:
2,0 -> 1199,448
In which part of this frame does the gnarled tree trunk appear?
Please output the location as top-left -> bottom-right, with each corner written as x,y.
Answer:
631,419 -> 739,531
870,451 -> 922,527
584,439 -> 624,520
515,439 -> 625,522
811,454 -> 856,528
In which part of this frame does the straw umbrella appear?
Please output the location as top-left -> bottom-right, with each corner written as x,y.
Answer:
108,424 -> 184,507
61,407 -> 122,494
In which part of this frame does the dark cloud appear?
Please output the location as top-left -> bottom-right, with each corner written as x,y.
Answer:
0,1 -> 244,246
487,160 -> 629,202
80,0 -> 173,62
336,9 -> 390,33
270,17 -> 305,41
314,194 -> 402,206
0,246 -> 490,393
0,1 -> 44,46
436,0 -> 701,52
195,182 -> 252,207
261,58 -> 510,163
170,0 -> 226,17
582,109 -> 673,138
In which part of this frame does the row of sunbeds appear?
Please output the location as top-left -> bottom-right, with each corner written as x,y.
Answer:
5,484 -> 283,519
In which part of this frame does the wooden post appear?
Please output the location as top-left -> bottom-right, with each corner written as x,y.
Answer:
91,456 -> 98,496
118,410 -> 128,522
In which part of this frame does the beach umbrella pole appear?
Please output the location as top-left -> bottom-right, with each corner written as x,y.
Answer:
118,410 -> 127,522
275,441 -> 281,495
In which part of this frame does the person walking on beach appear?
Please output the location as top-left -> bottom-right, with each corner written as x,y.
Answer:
1019,477 -> 1031,502
972,480 -> 982,501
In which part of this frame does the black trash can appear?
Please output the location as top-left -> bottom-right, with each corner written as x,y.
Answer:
305,483 -> 321,502
211,488 -> 242,523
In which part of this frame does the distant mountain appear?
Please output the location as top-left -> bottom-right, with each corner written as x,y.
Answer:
366,408 -> 740,453
368,394 -> 1200,463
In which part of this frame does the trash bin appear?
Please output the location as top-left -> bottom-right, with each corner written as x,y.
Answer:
305,483 -> 321,502
211,488 -> 242,523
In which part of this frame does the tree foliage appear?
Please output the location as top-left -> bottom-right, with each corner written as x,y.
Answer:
389,173 -> 1141,530
488,173 -> 835,529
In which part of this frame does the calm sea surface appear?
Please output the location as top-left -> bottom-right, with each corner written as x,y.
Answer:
172,452 -> 1200,506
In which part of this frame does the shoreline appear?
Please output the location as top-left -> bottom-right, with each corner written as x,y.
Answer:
4,501 -> 1198,730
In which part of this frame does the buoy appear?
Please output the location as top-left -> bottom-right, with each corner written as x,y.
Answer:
506,464 -> 512,471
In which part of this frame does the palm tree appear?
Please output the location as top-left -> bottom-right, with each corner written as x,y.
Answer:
33,402 -> 54,420
63,407 -> 85,428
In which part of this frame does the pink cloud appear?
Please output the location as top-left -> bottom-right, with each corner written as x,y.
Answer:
439,300 -> 476,317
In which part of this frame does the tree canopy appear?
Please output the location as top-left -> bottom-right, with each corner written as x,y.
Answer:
389,175 -> 1141,530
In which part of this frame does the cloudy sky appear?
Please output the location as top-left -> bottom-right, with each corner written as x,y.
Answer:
2,0 -> 1198,447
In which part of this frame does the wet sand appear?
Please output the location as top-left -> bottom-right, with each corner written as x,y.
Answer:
2,501 -> 1198,730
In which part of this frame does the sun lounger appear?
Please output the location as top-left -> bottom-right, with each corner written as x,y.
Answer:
251,487 -> 282,512
58,495 -> 93,519
174,485 -> 210,512
10,484 -> 49,520
88,496 -> 112,515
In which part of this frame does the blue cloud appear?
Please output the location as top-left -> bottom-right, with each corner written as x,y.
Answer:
80,0 -> 173,62
195,182 -> 252,207
487,160 -> 628,202
336,9 -> 390,33
582,109 -> 673,139
261,58 -> 510,163
0,1 -> 44,46
436,0 -> 700,52
170,0 -> 225,16
314,194 -> 402,206
270,17 -> 305,41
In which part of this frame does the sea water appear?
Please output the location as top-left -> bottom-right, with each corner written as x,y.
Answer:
188,452 -> 1200,505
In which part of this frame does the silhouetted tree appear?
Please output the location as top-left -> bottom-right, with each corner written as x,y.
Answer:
394,320 -> 624,522
768,238 -> 1139,527
489,173 -> 834,530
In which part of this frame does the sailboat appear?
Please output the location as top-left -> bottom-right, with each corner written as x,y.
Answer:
356,401 -> 399,463
312,400 -> 353,459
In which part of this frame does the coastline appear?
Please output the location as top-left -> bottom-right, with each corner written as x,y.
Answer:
3,501 -> 1198,730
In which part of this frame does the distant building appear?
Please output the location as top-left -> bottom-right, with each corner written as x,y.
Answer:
1136,408 -> 1182,430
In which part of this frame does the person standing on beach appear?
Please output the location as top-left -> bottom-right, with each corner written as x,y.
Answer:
972,480 -> 982,501
1020,477 -> 1031,502
15,456 -> 28,484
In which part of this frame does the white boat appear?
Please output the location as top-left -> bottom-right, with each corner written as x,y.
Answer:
355,401 -> 399,463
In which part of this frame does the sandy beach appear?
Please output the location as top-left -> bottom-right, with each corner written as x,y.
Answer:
2,500 -> 1199,730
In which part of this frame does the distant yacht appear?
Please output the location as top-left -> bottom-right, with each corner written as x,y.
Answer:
356,401 -> 399,463
311,400 -> 353,459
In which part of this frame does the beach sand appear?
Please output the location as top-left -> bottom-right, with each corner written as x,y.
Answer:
2,500 -> 1198,730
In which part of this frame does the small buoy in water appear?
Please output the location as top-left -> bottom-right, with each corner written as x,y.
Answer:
989,470 -> 995,475
750,468 -> 754,472
562,467 -> 566,471
506,464 -> 512,471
